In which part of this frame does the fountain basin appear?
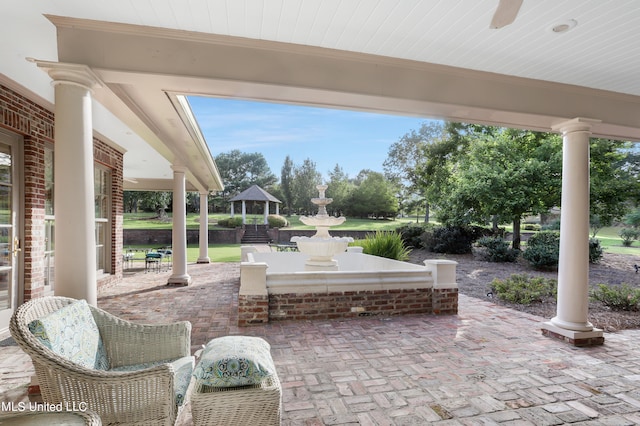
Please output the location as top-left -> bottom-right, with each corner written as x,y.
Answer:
290,236 -> 353,267
238,247 -> 458,326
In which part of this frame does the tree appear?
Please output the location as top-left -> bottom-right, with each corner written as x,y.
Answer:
346,171 -> 398,218
215,150 -> 277,206
123,191 -> 144,213
139,191 -> 173,220
589,139 -> 636,233
436,128 -> 562,249
186,192 -> 200,214
326,164 -> 353,216
383,121 -> 446,222
292,158 -> 322,214
280,155 -> 295,216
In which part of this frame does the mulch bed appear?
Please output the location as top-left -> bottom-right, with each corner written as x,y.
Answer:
408,249 -> 640,332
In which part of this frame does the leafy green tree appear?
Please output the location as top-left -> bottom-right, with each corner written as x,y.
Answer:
624,208 -> 640,228
384,121 -> 447,222
326,164 -> 353,216
280,155 -> 295,216
438,128 -> 562,249
215,150 -> 277,205
590,139 -> 636,232
185,192 -> 200,214
346,171 -> 398,218
123,191 -> 144,213
292,158 -> 322,214
139,191 -> 173,219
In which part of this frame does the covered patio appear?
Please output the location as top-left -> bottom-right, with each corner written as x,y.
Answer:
3,263 -> 640,425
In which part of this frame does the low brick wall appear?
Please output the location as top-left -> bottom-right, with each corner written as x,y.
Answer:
267,288 -> 435,322
237,294 -> 269,326
237,287 -> 458,325
237,250 -> 458,326
433,288 -> 459,315
123,229 -> 242,245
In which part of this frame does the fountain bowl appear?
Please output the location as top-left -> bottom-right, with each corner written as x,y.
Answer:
290,235 -> 354,267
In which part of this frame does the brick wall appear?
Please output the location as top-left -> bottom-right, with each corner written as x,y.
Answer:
238,287 -> 458,325
433,288 -> 459,315
237,294 -> 269,326
0,83 -> 124,301
268,289 -> 434,322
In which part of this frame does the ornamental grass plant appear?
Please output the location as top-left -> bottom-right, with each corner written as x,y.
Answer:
352,230 -> 411,261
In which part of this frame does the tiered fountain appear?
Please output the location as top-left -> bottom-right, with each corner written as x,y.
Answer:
238,184 -> 458,325
290,185 -> 353,269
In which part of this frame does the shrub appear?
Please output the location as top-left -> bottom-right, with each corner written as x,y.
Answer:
217,217 -> 244,228
522,223 -> 540,231
541,219 -> 561,231
589,238 -> 603,264
591,284 -> 640,311
352,231 -> 411,261
624,208 -> 640,228
619,228 -> 639,247
490,274 -> 557,305
267,214 -> 288,228
475,236 -> 520,263
423,225 -> 491,254
523,231 -> 560,270
396,223 -> 434,248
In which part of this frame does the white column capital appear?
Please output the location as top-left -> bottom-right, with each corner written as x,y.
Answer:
171,165 -> 187,174
551,117 -> 601,134
34,60 -> 102,92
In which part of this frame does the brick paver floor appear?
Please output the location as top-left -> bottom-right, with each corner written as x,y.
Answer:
2,262 -> 640,424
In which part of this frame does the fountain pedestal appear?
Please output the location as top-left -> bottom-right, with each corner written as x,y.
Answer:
291,185 -> 353,269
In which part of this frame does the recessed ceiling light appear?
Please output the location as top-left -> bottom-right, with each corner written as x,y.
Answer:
550,19 -> 578,33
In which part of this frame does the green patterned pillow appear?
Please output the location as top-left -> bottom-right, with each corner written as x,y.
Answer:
193,336 -> 274,387
28,299 -> 110,370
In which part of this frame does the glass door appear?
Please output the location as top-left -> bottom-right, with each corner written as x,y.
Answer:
0,133 -> 20,336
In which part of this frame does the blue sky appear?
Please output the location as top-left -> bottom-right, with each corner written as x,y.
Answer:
188,96 -> 430,180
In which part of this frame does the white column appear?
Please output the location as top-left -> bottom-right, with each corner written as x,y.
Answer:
542,118 -> 603,344
197,191 -> 210,264
264,201 -> 269,224
168,166 -> 191,285
230,202 -> 235,217
242,201 -> 247,224
43,63 -> 101,306
276,203 -> 280,216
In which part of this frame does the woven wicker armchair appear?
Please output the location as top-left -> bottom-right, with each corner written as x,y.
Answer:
10,296 -> 194,426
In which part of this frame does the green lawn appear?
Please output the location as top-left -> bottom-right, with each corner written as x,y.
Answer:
125,244 -> 241,263
594,226 -> 640,256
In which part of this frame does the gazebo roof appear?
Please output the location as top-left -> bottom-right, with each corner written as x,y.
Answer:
229,185 -> 281,203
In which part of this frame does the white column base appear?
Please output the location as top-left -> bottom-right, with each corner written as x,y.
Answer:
196,257 -> 211,264
541,321 -> 604,346
167,274 -> 192,286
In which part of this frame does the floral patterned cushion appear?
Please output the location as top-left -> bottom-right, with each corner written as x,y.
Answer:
193,336 -> 275,388
110,356 -> 194,406
28,300 -> 110,370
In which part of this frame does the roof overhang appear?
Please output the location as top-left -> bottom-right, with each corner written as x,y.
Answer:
48,15 -> 640,144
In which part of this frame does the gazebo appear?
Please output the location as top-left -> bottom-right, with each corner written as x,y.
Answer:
229,185 -> 281,225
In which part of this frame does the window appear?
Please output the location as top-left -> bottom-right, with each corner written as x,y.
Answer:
44,145 -> 54,289
44,151 -> 113,281
95,165 -> 111,274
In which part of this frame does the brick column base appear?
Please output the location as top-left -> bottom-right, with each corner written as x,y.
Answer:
433,288 -> 458,315
238,294 -> 269,326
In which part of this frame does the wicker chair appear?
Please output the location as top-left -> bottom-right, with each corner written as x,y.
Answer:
10,296 -> 194,426
0,409 -> 103,425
